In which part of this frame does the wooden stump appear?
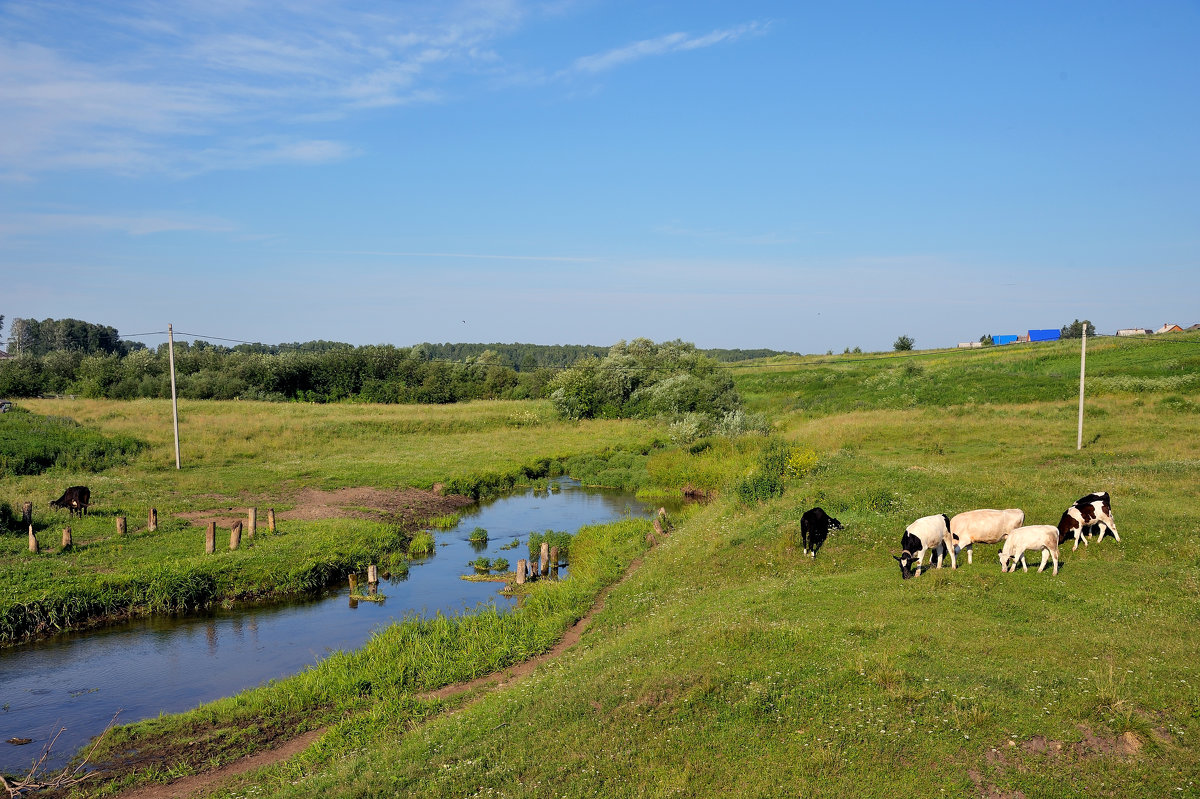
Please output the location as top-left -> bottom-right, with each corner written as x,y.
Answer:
540,542 -> 549,576
516,559 -> 527,585
62,527 -> 73,550
549,545 -> 559,577
247,507 -> 257,539
28,525 -> 39,554
367,564 -> 378,584
116,516 -> 127,536
206,522 -> 216,554
268,508 -> 276,532
21,502 -> 33,528
653,518 -> 664,538
349,574 -> 358,592
229,521 -> 242,550
148,507 -> 158,532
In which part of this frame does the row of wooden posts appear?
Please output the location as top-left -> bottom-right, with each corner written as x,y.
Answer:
204,508 -> 276,554
21,501 -> 277,555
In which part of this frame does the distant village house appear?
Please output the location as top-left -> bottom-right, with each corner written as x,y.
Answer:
1155,323 -> 1183,334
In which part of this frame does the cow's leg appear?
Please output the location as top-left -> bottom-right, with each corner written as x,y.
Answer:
1037,549 -> 1049,573
966,544 -> 973,565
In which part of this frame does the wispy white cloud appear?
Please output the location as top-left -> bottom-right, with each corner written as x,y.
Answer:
0,0 -> 530,177
0,3 -> 768,179
0,211 -> 237,238
571,21 -> 767,74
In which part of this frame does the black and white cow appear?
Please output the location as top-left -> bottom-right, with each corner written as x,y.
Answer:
894,513 -> 953,578
50,485 -> 90,517
1057,491 -> 1119,551
800,507 -> 843,558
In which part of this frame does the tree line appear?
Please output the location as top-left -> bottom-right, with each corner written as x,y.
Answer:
0,318 -> 768,410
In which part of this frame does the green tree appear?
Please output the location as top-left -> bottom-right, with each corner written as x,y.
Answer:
979,334 -> 994,346
1060,319 -> 1096,338
893,335 -> 915,351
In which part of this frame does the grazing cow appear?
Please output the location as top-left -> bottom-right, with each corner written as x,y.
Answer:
49,485 -> 90,517
894,514 -> 953,579
999,524 -> 1060,575
950,508 -> 1025,566
1057,491 -> 1119,551
800,507 -> 843,558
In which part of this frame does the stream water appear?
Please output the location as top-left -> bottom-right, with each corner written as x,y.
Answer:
0,479 -> 671,775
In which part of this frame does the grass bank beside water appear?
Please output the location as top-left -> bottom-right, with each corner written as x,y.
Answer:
81,517 -> 654,796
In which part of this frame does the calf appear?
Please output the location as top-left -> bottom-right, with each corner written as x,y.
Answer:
49,485 -> 90,517
999,524 -> 1060,575
950,508 -> 1025,566
800,507 -> 843,558
1057,491 -> 1119,551
894,513 -> 953,578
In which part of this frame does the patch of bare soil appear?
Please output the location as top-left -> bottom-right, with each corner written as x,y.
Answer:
176,486 -> 473,530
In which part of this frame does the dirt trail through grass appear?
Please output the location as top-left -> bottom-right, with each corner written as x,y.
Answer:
114,553 -> 648,799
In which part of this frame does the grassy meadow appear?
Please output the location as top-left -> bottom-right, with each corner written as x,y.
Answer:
3,332 -> 1199,797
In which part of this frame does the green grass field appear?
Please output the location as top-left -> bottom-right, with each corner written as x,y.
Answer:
4,332 -> 1199,797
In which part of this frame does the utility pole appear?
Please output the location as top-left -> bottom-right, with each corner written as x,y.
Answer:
1076,325 -> 1087,450
168,324 -> 181,469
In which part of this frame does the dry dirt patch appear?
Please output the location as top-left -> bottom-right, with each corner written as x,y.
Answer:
176,486 -> 474,529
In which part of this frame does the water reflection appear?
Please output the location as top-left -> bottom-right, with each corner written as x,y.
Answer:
0,479 -> 672,774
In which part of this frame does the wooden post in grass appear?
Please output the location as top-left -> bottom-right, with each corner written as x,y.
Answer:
206,522 -> 216,554
116,516 -> 127,536
28,526 -> 38,554
516,559 -> 527,585
267,508 -> 276,532
349,573 -> 358,593
229,521 -> 242,550
148,507 -> 158,532
549,546 -> 559,577
540,542 -> 549,576
247,507 -> 256,539
22,502 -> 32,528
62,527 -> 72,550
653,518 -> 664,539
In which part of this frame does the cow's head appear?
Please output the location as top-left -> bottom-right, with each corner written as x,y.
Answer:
893,551 -> 916,579
998,551 -> 1014,572
829,516 -> 844,531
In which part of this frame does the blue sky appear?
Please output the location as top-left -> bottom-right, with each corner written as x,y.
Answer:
2,0 -> 1197,354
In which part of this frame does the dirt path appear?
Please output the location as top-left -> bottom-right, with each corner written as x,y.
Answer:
113,554 -> 647,799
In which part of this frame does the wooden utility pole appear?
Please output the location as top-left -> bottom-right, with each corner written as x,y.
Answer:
1077,326 -> 1087,450
168,323 -> 181,469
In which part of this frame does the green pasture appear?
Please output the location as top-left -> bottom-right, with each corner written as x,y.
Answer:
2,332 -> 1198,796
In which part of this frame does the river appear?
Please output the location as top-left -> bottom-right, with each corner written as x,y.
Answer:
0,479 -> 669,774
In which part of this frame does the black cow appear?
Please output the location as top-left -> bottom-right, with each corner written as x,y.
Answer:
50,485 -> 90,517
800,507 -> 843,558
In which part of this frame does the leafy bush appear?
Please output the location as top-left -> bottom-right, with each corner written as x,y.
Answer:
469,527 -> 488,543
548,338 -> 740,423
491,557 -> 510,572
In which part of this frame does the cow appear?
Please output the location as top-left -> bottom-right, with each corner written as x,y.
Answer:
799,507 -> 843,558
1057,491 -> 1119,551
50,485 -> 90,517
894,513 -> 954,578
999,524 -> 1061,575
949,508 -> 1025,565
